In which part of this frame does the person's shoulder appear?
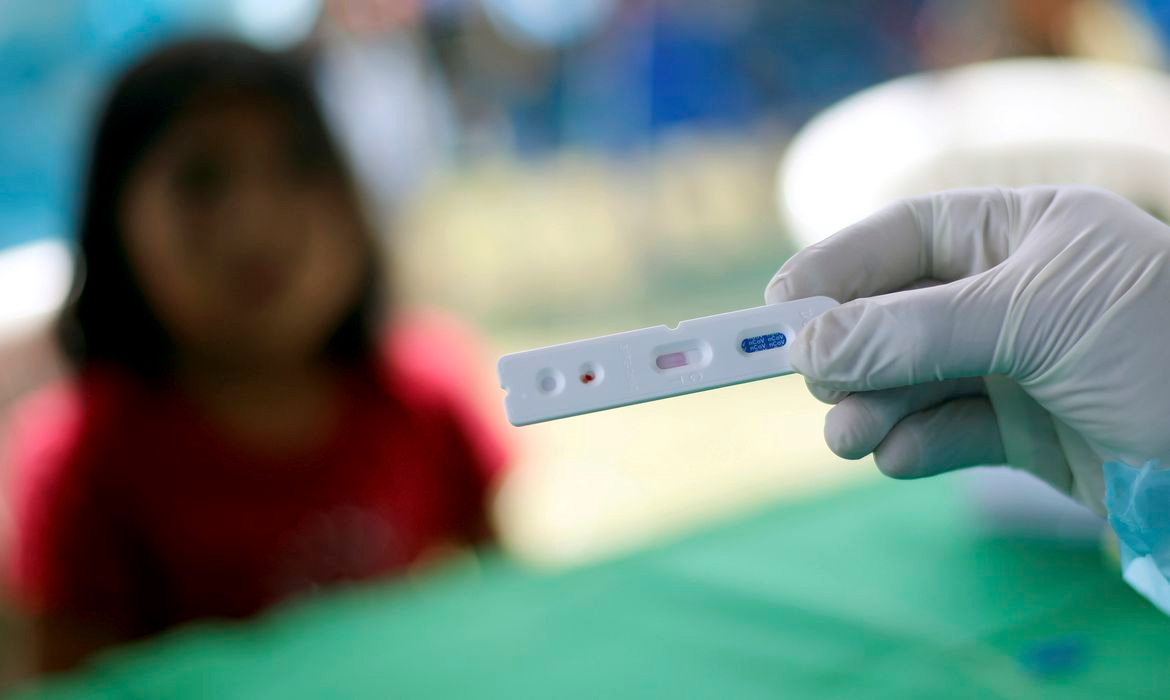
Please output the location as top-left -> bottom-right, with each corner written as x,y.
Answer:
372,307 -> 512,477
5,379 -> 86,478
1,366 -> 144,614
3,366 -> 135,486
375,307 -> 497,411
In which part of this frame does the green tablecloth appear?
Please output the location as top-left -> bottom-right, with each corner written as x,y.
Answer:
14,476 -> 1170,699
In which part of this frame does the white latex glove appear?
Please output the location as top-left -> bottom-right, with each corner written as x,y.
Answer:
766,186 -> 1170,516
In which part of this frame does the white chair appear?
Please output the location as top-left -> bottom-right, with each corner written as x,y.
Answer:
780,58 -> 1170,247
0,239 -> 72,413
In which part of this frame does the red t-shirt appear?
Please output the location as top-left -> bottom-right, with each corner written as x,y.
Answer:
2,313 -> 509,635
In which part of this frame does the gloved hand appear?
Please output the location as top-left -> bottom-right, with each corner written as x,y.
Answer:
766,186 -> 1170,516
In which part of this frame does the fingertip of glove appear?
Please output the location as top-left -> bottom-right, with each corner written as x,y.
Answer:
823,400 -> 879,460
824,427 -> 873,461
765,266 -> 825,304
792,301 -> 876,383
764,274 -> 793,304
788,331 -> 814,376
873,432 -> 927,480
805,378 -> 849,405
789,311 -> 842,380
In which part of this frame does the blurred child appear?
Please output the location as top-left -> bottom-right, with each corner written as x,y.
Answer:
1,38 -> 508,672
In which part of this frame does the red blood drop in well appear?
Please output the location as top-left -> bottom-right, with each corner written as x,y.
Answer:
580,373 -> 595,384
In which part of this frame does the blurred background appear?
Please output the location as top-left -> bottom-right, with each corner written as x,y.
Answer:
6,0 -> 1170,583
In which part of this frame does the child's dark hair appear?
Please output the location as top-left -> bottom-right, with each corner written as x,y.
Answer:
58,37 -> 384,377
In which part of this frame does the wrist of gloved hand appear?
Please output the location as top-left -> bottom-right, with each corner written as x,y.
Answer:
983,376 -> 1107,516
1104,459 -> 1170,614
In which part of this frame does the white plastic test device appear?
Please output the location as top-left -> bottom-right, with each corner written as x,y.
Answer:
497,296 -> 838,426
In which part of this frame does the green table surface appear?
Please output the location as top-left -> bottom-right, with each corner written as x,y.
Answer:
13,475 -> 1170,700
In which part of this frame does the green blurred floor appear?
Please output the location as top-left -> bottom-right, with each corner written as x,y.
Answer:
14,475 -> 1167,700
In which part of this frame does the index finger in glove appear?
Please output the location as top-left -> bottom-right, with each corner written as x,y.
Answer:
766,187 -> 1038,305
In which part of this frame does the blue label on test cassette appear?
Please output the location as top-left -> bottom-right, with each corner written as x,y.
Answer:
741,332 -> 787,354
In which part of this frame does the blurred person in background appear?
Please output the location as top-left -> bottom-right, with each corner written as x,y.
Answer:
311,0 -> 458,215
916,0 -> 1168,68
0,37 -> 508,674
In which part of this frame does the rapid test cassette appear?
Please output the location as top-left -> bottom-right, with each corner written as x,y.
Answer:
497,296 -> 838,426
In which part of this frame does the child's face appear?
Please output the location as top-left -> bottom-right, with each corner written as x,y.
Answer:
120,95 -> 366,370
